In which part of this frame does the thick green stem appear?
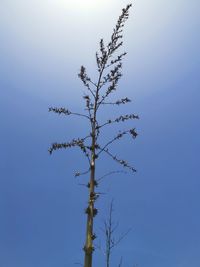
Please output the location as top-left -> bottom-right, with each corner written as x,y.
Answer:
84,134 -> 96,267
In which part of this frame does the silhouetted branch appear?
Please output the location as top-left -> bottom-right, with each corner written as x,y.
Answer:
98,131 -> 128,156
98,128 -> 138,157
74,263 -> 83,267
101,97 -> 131,105
118,257 -> 123,267
97,170 -> 127,183
78,66 -> 96,98
102,148 -> 136,173
99,61 -> 123,90
97,63 -> 123,107
98,200 -> 132,267
49,137 -> 91,164
110,227 -> 132,249
75,167 -> 91,178
107,4 -> 132,57
97,114 -> 139,130
106,52 -> 127,69
49,107 -> 90,120
82,94 -> 94,124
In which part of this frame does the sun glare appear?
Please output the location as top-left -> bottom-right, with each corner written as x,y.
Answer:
61,0 -> 106,9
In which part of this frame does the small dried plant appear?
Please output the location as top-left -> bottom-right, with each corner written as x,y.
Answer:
96,200 -> 132,267
49,4 -> 138,267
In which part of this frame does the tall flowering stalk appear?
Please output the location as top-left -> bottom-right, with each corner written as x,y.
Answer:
49,4 -> 138,267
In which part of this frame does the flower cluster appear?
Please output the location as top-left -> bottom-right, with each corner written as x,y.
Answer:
49,107 -> 71,115
48,138 -> 88,156
114,114 -> 139,122
129,128 -> 138,139
108,4 -> 132,56
115,97 -> 131,105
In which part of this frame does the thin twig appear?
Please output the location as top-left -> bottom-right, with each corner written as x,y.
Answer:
75,167 -> 91,178
97,114 -> 139,130
74,263 -> 83,267
97,130 -> 129,157
102,148 -> 136,172
88,79 -> 98,88
70,112 -> 90,120
97,170 -> 127,182
118,257 -> 123,267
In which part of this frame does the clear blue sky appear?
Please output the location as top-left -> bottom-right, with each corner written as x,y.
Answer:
0,0 -> 200,266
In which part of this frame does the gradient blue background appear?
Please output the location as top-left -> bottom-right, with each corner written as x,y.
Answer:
0,0 -> 200,266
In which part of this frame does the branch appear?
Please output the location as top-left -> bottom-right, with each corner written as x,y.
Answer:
78,65 -> 96,98
101,97 -> 131,105
49,107 -> 90,120
95,4 -> 132,93
110,227 -> 132,249
82,94 -> 94,124
102,199 -> 132,267
88,78 -> 97,88
105,52 -> 127,69
97,63 -> 123,108
74,167 -> 91,178
118,257 -> 123,267
96,38 -> 108,72
97,170 -> 127,183
100,62 -> 123,88
97,128 -> 138,157
48,136 -> 91,164
97,114 -> 139,130
101,148 -> 136,173
107,4 -> 132,57
98,131 -> 128,156
74,263 -> 83,267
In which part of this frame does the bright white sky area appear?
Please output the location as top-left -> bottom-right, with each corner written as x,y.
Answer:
1,0 -> 198,100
